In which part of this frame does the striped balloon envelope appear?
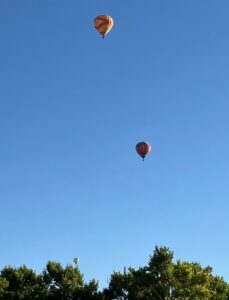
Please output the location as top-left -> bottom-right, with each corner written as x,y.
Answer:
94,15 -> 114,38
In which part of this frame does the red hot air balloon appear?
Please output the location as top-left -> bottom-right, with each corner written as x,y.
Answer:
136,142 -> 151,160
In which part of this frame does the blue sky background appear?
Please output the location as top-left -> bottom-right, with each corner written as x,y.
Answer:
0,0 -> 229,288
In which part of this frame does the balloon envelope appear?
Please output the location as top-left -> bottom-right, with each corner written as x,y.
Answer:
73,258 -> 79,264
94,15 -> 113,37
136,142 -> 151,160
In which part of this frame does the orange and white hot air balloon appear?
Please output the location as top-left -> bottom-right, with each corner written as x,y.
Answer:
94,15 -> 113,38
136,142 -> 151,161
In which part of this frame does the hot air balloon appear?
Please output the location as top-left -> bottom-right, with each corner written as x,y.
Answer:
94,15 -> 113,38
136,142 -> 151,160
73,258 -> 79,265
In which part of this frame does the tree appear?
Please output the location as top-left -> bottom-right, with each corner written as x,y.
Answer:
105,246 -> 229,300
0,265 -> 40,300
0,277 -> 9,299
0,247 -> 228,299
42,261 -> 101,300
170,261 -> 213,299
0,262 -> 101,300
105,246 -> 173,300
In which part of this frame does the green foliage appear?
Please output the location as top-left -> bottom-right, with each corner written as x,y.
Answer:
0,265 -> 40,300
170,261 -> 213,299
104,246 -> 173,300
0,262 -> 100,300
0,277 -> 9,299
105,246 -> 229,300
0,247 -> 228,299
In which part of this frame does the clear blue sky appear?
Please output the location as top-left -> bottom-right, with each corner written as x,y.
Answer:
0,0 -> 229,288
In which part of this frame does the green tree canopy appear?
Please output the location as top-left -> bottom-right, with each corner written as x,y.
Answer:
0,247 -> 228,299
105,246 -> 229,300
0,261 -> 101,300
